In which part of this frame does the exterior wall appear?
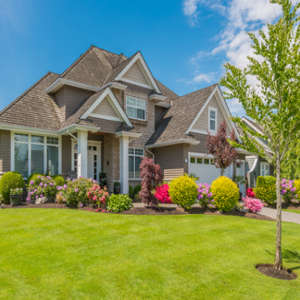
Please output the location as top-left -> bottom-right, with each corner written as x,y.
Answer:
92,96 -> 120,118
123,61 -> 151,86
54,86 -> 93,120
0,130 -> 11,176
61,135 -> 72,176
153,145 -> 185,171
192,95 -> 225,132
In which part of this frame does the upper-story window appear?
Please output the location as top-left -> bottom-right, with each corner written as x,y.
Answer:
208,107 -> 217,132
126,96 -> 147,121
260,162 -> 270,176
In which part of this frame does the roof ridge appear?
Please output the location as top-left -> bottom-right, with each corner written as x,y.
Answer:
60,46 -> 95,78
177,83 -> 218,99
90,45 -> 124,58
0,72 -> 58,116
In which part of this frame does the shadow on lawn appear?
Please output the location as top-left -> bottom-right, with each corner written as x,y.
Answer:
265,249 -> 300,270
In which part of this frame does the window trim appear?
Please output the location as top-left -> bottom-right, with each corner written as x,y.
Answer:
208,106 -> 217,133
260,162 -> 270,176
128,147 -> 144,180
125,96 -> 147,121
11,131 -> 61,178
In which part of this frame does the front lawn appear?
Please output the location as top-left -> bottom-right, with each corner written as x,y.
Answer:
0,209 -> 299,299
284,208 -> 300,214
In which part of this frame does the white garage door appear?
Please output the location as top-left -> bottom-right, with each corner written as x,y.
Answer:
189,155 -> 221,184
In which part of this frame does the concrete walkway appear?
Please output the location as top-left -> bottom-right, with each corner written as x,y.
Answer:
259,207 -> 300,225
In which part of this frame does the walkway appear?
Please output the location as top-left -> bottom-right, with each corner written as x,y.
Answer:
259,207 -> 300,225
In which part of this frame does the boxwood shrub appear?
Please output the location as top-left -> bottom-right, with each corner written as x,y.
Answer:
107,194 -> 133,213
254,176 -> 276,206
168,175 -> 198,210
211,176 -> 239,212
0,172 -> 25,204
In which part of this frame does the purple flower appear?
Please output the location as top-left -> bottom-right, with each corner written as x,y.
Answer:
63,184 -> 67,189
75,188 -> 79,193
30,180 -> 34,185
39,182 -> 43,187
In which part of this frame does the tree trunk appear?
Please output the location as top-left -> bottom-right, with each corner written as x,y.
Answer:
221,168 -> 224,176
274,155 -> 282,271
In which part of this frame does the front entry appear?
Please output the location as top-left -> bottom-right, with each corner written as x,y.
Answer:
87,141 -> 101,181
73,141 -> 101,181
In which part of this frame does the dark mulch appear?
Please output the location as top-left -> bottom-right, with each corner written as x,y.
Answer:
1,203 -> 273,221
256,264 -> 297,280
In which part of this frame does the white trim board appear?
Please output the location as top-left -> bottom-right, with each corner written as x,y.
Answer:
115,52 -> 161,94
81,88 -> 132,127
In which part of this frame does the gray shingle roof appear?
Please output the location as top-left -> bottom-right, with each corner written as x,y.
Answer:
147,84 -> 218,146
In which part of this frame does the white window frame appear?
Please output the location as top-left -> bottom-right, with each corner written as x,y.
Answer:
11,131 -> 62,178
126,96 -> 147,121
128,147 -> 144,180
208,107 -> 217,133
260,162 -> 270,176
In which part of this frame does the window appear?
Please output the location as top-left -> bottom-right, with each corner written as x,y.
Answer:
260,162 -> 270,176
190,157 -> 195,163
204,158 -> 210,165
126,96 -> 147,121
13,133 -> 59,177
197,158 -> 203,164
129,148 -> 144,179
209,107 -> 217,132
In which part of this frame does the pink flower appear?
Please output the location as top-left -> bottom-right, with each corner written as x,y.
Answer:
243,196 -> 263,213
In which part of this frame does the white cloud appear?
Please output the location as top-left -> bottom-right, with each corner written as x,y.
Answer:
192,73 -> 214,83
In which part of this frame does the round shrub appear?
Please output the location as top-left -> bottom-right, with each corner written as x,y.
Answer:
254,176 -> 276,206
0,172 -> 25,204
168,175 -> 198,210
53,175 -> 65,187
107,194 -> 133,213
28,173 -> 43,185
294,179 -> 300,201
211,176 -> 239,212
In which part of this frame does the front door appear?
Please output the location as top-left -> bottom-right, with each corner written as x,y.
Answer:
87,142 -> 101,181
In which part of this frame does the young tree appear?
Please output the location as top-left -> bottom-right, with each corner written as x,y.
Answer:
221,0 -> 300,271
207,122 -> 238,176
139,157 -> 163,206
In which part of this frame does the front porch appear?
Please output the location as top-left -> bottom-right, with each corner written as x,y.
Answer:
66,130 -> 141,194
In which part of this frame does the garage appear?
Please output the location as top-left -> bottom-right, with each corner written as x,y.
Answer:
188,152 -> 246,194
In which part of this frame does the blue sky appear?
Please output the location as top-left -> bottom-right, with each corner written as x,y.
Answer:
0,0 -> 282,115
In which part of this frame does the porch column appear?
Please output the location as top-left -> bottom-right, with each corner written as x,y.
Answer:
119,135 -> 129,194
77,130 -> 88,178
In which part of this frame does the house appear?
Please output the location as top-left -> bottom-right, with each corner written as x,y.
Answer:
0,45 -> 247,193
242,117 -> 272,187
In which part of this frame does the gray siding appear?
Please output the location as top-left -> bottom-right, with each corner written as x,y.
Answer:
0,130 -> 11,176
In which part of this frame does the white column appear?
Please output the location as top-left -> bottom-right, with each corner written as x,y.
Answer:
119,135 -> 129,194
77,130 -> 88,178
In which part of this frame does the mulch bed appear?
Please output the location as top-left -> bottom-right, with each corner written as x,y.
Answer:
256,264 -> 297,280
1,203 -> 273,221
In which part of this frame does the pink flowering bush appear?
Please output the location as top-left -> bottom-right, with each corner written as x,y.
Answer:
87,184 -> 109,209
154,184 -> 172,204
246,188 -> 255,198
243,196 -> 264,213
198,183 -> 215,209
27,175 -> 56,204
57,177 -> 95,208
281,178 -> 298,205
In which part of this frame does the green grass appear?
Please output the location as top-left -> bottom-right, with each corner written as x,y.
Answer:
284,208 -> 300,214
0,209 -> 299,300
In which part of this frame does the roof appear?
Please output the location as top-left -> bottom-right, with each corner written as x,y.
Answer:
0,45 -> 177,132
147,84 -> 218,146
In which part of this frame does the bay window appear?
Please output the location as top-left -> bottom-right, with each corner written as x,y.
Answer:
126,96 -> 147,121
13,133 -> 60,177
129,148 -> 144,179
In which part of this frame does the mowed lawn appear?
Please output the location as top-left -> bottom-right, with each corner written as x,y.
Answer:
0,209 -> 299,300
284,209 -> 300,214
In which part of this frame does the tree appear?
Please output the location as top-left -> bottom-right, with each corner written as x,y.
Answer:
221,0 -> 300,271
139,157 -> 163,206
207,122 -> 238,176
282,139 -> 300,179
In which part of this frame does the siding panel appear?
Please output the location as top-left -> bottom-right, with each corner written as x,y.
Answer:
0,130 -> 11,175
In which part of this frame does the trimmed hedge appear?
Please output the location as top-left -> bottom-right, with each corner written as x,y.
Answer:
107,194 -> 133,212
169,175 -> 198,210
0,172 -> 25,204
211,176 -> 239,212
254,176 -> 276,206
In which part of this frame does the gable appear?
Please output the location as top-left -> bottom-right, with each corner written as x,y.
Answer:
115,52 -> 161,93
191,94 -> 226,133
122,61 -> 152,87
90,96 -> 121,121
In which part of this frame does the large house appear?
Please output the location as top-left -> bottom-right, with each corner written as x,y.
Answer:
0,45 -> 249,193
